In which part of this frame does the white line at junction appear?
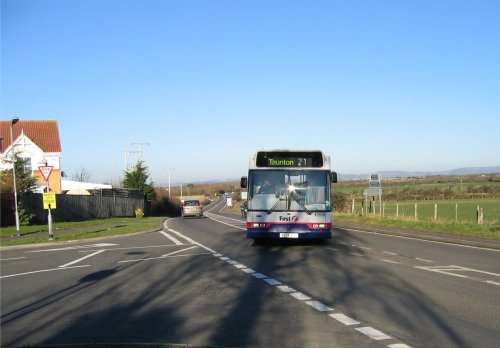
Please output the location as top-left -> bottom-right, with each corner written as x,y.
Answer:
28,243 -> 118,252
159,231 -> 183,245
59,250 -> 106,268
0,257 -> 27,261
0,265 -> 90,279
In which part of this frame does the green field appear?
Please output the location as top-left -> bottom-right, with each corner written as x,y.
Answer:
351,198 -> 500,224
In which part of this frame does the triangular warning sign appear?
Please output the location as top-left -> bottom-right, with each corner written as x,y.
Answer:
38,166 -> 53,181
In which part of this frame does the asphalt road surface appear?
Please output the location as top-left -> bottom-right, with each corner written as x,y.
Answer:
1,198 -> 499,347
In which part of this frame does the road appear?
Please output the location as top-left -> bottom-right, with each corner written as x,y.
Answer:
1,197 -> 499,347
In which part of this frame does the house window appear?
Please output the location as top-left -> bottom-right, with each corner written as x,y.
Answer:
21,157 -> 32,174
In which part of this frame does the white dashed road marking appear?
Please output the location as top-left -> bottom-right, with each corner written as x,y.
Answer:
415,257 -> 434,263
355,326 -> 392,340
329,313 -> 360,326
166,217 -> 411,347
263,278 -> 282,285
290,292 -> 311,300
306,301 -> 334,312
380,259 -> 401,264
277,285 -> 296,293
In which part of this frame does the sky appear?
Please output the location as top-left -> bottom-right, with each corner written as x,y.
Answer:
2,0 -> 499,185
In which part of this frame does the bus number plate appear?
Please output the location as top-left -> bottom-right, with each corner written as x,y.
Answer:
280,233 -> 299,239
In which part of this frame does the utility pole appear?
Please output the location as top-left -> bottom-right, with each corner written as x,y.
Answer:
10,117 -> 20,236
167,168 -> 173,197
124,150 -> 139,171
131,142 -> 149,162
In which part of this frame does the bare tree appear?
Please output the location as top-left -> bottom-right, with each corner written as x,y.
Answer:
72,167 -> 92,182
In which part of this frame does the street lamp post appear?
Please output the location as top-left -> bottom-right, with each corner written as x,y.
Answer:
10,117 -> 20,236
167,168 -> 173,198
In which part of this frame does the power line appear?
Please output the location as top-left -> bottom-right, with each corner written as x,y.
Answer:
131,142 -> 150,162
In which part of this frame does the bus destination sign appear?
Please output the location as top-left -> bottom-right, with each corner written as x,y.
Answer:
256,151 -> 323,168
266,157 -> 312,167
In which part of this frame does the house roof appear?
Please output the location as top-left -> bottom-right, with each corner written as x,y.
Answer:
0,120 -> 62,153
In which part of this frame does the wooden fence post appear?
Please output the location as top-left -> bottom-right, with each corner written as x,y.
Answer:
415,203 -> 418,220
396,203 -> 399,218
434,203 -> 437,220
477,205 -> 484,225
455,203 -> 458,222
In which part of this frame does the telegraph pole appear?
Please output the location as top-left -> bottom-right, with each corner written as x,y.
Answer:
131,142 -> 149,162
124,150 -> 139,171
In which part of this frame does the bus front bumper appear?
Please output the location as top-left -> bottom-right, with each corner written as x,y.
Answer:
247,229 -> 332,240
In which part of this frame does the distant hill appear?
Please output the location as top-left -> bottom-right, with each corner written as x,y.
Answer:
339,166 -> 500,181
161,167 -> 500,186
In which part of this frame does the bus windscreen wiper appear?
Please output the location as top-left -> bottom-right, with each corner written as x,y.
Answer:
266,190 -> 311,215
290,192 -> 311,215
266,193 -> 287,214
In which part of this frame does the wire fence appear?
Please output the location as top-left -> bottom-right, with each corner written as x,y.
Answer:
349,198 -> 500,224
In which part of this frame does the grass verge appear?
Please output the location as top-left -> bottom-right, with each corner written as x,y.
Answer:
334,213 -> 500,240
0,217 -> 165,247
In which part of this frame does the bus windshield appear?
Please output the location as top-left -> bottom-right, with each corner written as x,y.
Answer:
248,170 -> 331,213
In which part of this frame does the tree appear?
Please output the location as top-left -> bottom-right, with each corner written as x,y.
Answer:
72,167 -> 92,182
0,155 -> 38,194
122,161 -> 155,202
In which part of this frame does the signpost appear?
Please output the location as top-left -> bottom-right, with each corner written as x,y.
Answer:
39,165 -> 55,239
43,192 -> 56,209
364,173 -> 382,215
38,165 -> 53,182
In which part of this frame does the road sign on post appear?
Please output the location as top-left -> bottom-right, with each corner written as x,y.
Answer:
364,173 -> 383,215
43,192 -> 56,210
42,192 -> 56,239
369,173 -> 381,188
38,165 -> 53,182
363,188 -> 382,197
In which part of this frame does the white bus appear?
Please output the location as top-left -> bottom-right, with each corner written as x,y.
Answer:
240,150 -> 337,243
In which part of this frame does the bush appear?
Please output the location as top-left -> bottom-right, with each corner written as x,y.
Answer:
332,191 -> 349,213
151,196 -> 181,217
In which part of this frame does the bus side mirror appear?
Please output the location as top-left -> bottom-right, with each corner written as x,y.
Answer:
240,176 -> 248,188
331,171 -> 338,183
